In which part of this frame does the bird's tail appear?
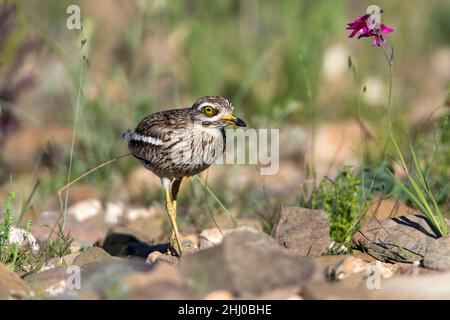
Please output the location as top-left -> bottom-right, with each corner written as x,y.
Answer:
122,129 -> 133,142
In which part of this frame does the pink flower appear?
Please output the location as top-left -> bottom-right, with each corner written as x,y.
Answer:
346,13 -> 393,46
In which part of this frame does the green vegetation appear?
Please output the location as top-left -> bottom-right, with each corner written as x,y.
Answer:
0,192 -> 36,271
300,166 -> 368,244
0,192 -> 73,272
386,129 -> 448,237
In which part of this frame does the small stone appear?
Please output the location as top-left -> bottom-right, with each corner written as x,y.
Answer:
182,233 -> 199,250
198,228 -> 227,250
8,227 -> 40,252
146,251 -> 162,264
327,256 -> 398,281
423,235 -> 450,270
273,207 -> 331,256
73,247 -> 112,267
328,256 -> 370,281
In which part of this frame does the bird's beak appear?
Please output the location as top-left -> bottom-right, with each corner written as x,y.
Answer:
222,113 -> 247,127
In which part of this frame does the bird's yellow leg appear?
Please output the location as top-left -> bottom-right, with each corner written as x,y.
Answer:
164,188 -> 183,256
169,199 -> 177,247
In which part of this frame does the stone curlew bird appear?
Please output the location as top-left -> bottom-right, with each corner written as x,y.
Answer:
123,96 -> 246,256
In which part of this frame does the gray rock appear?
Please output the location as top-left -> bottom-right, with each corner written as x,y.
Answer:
423,235 -> 450,270
353,214 -> 442,262
73,247 -> 112,267
181,227 -> 315,298
273,207 -> 331,256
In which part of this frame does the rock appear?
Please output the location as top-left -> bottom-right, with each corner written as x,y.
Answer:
353,214 -> 443,262
7,227 -> 40,252
182,233 -> 199,250
146,251 -> 162,264
121,263 -> 197,299
79,258 -> 155,299
423,235 -> 450,270
312,254 -> 351,281
24,267 -> 71,297
273,207 -> 331,256
181,227 -> 315,298
0,263 -> 29,299
327,256 -> 371,281
50,252 -> 81,268
198,228 -> 228,250
73,247 -> 113,267
327,256 -> 397,281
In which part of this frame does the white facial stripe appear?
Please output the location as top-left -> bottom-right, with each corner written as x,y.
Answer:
130,132 -> 163,145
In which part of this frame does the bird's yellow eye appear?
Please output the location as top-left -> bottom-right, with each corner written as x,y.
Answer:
202,106 -> 215,117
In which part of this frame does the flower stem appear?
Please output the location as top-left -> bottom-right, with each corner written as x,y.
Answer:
378,31 -> 394,128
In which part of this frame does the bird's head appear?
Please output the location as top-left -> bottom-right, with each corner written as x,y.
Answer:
190,96 -> 247,128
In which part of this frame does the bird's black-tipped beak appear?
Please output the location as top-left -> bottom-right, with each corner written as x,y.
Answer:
223,114 -> 247,127
234,117 -> 247,127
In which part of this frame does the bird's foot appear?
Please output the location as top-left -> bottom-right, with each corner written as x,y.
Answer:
168,232 -> 183,257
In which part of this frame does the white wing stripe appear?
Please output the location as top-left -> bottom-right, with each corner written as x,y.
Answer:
130,132 -> 164,145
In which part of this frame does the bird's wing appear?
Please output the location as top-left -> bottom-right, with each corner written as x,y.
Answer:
124,108 -> 190,159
